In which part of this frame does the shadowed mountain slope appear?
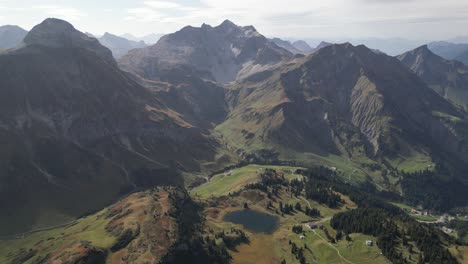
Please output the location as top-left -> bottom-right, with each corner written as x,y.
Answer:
0,18 -> 220,236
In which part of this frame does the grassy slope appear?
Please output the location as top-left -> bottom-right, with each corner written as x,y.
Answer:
0,188 -> 178,264
191,164 -> 303,198
195,165 -> 389,264
0,208 -> 115,264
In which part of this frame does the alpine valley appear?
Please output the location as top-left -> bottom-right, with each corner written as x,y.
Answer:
0,18 -> 467,264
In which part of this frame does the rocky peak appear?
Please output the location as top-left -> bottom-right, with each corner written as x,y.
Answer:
217,19 -> 237,29
23,18 -> 115,63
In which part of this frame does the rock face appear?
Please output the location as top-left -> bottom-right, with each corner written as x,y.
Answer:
0,18 -> 219,235
398,45 -> 468,110
0,25 -> 27,49
119,20 -> 292,83
98,32 -> 147,59
218,43 -> 468,167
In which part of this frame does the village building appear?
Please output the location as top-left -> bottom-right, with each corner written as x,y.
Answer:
366,240 -> 373,246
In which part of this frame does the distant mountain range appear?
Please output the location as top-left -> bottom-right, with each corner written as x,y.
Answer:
269,38 -> 331,54
428,41 -> 468,66
98,32 -> 147,59
0,25 -> 27,49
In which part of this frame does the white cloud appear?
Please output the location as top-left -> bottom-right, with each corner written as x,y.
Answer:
32,5 -> 86,21
143,1 -> 182,9
2,0 -> 468,40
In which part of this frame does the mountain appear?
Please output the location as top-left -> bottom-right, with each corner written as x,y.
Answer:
0,25 -> 27,49
293,40 -> 313,53
98,32 -> 147,59
428,41 -> 468,65
398,45 -> 468,110
216,43 -> 468,178
119,20 -> 293,83
0,18 -> 222,236
270,38 -> 304,54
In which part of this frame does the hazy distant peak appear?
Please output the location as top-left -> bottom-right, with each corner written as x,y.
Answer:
292,40 -> 313,52
0,24 -> 28,49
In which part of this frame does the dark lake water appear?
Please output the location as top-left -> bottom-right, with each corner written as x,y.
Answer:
223,209 -> 280,233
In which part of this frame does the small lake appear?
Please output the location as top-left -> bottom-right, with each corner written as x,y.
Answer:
223,210 -> 280,233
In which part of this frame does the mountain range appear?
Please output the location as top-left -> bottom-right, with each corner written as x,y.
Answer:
269,38 -> 331,55
1,17 -> 468,250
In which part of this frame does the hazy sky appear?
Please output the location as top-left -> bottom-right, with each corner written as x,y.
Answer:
1,0 -> 468,40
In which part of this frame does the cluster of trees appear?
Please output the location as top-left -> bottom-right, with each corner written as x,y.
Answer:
330,207 -> 458,264
289,240 -> 307,264
448,220 -> 468,244
292,225 -> 303,234
244,169 -> 288,197
293,168 -> 459,264
279,202 -> 296,215
330,208 -> 396,236
304,207 -> 320,217
304,180 -> 342,208
406,221 -> 458,263
297,167 -> 343,208
214,228 -> 249,250
323,227 -> 336,243
400,169 -> 468,212
161,190 -> 233,264
290,178 -> 305,196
